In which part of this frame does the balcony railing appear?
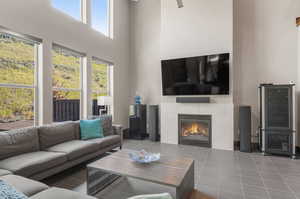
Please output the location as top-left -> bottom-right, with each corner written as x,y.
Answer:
1,99 -> 105,131
53,99 -> 104,122
53,99 -> 80,122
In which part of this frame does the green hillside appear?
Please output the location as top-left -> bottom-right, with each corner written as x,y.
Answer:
0,35 -> 108,122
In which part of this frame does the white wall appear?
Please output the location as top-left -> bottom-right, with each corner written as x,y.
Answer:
298,25 -> 300,146
160,0 -> 234,150
130,0 -> 234,150
160,0 -> 233,104
0,0 -> 130,127
234,0 -> 300,143
130,0 -> 233,104
161,0 -> 233,60
130,0 -> 300,147
129,0 -> 161,105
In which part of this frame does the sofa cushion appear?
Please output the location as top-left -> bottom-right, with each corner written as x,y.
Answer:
0,180 -> 29,199
31,187 -> 96,199
45,140 -> 98,160
0,175 -> 48,197
0,127 -> 39,160
86,135 -> 121,149
38,122 -> 77,150
72,121 -> 81,139
0,151 -> 67,177
0,169 -> 11,177
100,115 -> 113,136
88,115 -> 113,136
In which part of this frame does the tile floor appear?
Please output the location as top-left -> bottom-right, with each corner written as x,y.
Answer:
43,140 -> 300,199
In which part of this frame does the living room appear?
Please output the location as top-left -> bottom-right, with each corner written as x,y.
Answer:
1,0 -> 300,199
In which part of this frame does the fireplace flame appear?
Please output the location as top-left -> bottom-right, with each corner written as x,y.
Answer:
182,123 -> 208,137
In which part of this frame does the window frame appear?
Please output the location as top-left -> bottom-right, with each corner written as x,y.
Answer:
52,43 -> 86,120
90,0 -> 113,38
51,0 -> 113,38
91,56 -> 112,97
0,27 -> 42,127
91,56 -> 113,116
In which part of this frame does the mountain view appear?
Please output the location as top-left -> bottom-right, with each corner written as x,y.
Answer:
0,33 -> 108,127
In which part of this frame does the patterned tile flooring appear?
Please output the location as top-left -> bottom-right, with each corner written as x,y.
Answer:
43,140 -> 300,199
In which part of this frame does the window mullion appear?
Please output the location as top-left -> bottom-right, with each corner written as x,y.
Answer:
53,87 -> 81,92
80,57 -> 84,119
107,64 -> 110,96
0,84 -> 35,89
34,43 -> 39,126
108,0 -> 113,38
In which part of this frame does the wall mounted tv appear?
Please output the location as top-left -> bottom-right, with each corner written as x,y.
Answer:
161,53 -> 230,96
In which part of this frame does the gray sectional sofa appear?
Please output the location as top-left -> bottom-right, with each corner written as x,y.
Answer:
0,115 -> 122,199
0,172 -> 96,199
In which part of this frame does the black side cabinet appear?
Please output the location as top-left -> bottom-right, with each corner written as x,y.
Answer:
129,104 -> 147,140
259,84 -> 296,158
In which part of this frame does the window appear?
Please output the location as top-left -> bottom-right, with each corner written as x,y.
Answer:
52,45 -> 84,122
91,0 -> 110,36
52,0 -> 81,21
51,0 -> 112,37
0,32 -> 40,131
91,57 -> 112,115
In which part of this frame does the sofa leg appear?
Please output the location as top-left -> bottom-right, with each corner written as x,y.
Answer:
120,146 -> 122,150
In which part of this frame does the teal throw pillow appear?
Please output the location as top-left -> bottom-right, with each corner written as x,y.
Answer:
80,119 -> 104,140
0,180 -> 29,199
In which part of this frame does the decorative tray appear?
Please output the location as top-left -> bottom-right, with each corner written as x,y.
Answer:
129,150 -> 160,164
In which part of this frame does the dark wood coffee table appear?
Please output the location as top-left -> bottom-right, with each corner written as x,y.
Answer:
87,150 -> 194,199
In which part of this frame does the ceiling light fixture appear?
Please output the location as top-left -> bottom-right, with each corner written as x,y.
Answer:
176,0 -> 184,8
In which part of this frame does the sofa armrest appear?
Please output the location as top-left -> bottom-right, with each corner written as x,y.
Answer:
112,124 -> 123,147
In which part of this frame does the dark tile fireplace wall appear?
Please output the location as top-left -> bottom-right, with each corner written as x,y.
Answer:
178,114 -> 212,148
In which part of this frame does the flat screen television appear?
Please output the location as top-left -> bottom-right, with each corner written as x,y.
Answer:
161,53 -> 230,96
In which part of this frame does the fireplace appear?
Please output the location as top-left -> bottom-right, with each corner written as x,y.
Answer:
178,114 -> 212,147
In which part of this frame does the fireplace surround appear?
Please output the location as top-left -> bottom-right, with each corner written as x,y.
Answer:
161,102 -> 234,150
178,114 -> 212,148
